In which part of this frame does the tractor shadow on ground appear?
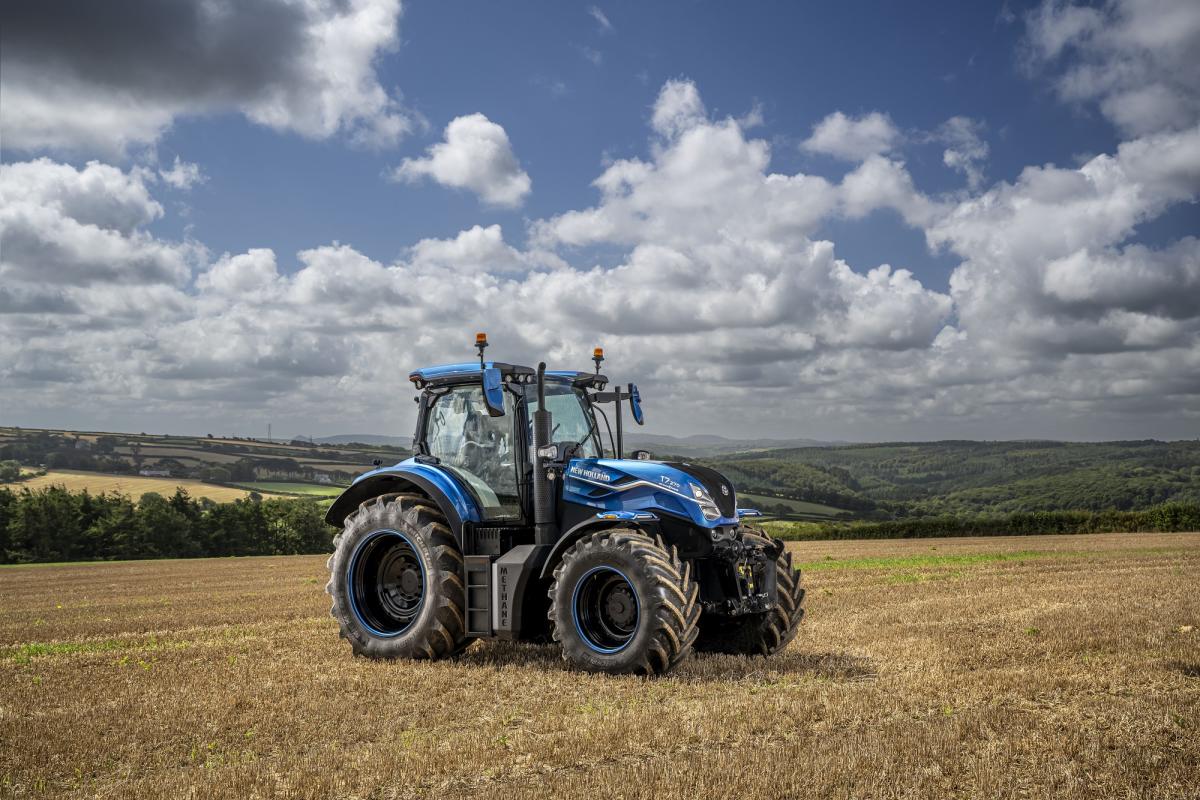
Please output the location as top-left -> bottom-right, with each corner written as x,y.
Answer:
675,649 -> 879,684
454,640 -> 878,684
1168,660 -> 1200,678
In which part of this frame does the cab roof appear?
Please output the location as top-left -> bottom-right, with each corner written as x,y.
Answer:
409,362 -> 608,389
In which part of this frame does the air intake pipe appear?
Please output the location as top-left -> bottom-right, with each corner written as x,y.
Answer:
532,362 -> 556,545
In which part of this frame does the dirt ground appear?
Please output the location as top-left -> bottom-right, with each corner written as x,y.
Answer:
1,532 -> 1197,799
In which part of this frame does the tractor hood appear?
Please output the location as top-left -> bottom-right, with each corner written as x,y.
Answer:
562,458 -> 738,528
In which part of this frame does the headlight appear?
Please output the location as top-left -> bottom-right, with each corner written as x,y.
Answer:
689,482 -> 721,521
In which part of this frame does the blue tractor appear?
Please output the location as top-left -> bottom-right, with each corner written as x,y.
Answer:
324,335 -> 805,675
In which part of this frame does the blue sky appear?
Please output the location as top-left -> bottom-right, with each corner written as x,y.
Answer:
157,1 -> 1144,281
1,0 -> 1198,440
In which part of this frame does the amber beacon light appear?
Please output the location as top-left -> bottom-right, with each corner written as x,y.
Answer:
476,332 -> 488,365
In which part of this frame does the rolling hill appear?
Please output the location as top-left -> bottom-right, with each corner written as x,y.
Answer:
624,433 -> 839,456
703,440 -> 1200,518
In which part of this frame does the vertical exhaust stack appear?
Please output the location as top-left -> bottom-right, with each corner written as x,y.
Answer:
532,362 -> 556,545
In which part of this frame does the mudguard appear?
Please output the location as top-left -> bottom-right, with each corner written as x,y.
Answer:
537,510 -> 659,580
324,459 -> 481,536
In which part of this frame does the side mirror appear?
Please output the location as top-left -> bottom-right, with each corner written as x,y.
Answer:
631,449 -> 653,461
628,383 -> 644,425
482,367 -> 505,417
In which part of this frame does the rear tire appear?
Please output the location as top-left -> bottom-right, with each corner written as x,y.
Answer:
326,493 -> 467,660
548,528 -> 700,676
695,533 -> 805,656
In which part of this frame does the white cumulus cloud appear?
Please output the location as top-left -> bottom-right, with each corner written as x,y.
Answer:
392,114 -> 532,208
932,124 -> 1200,362
158,157 -> 206,191
650,80 -> 708,139
0,0 -> 413,156
1022,0 -> 1200,137
0,159 -> 195,289
937,116 -> 989,189
803,111 -> 900,161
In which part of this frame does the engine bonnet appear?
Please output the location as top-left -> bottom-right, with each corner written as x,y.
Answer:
564,457 -> 738,525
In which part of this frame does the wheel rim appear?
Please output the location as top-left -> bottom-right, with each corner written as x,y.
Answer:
572,566 -> 640,653
347,530 -> 425,637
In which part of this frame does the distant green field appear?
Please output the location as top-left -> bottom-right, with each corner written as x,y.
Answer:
231,482 -> 343,497
737,492 -> 852,519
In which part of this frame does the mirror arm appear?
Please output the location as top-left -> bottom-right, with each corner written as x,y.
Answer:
592,403 -> 616,459
614,385 -> 624,459
589,387 -> 632,457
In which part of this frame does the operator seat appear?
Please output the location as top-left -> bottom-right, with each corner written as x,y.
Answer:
461,395 -> 514,493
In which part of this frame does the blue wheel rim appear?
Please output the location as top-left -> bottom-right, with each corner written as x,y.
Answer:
347,529 -> 425,637
571,565 -> 640,653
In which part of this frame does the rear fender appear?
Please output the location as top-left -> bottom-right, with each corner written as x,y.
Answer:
538,510 -> 659,580
324,461 -> 481,540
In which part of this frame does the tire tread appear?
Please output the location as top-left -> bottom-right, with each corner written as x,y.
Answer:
548,528 -> 700,676
326,493 -> 467,660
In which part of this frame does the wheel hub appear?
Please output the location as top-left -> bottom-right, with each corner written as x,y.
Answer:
573,567 -> 640,653
348,530 -> 425,636
397,568 -> 421,595
604,586 -> 635,628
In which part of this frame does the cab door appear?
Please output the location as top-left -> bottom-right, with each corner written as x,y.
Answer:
421,384 -> 522,521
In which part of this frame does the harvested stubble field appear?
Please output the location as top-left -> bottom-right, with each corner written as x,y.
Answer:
1,533 -> 1198,799
1,471 -> 287,503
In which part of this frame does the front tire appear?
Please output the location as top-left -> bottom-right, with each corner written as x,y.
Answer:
326,493 -> 467,660
548,528 -> 700,676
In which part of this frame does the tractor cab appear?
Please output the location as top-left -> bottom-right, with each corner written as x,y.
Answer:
322,334 -> 805,676
405,344 -> 633,530
413,369 -> 524,519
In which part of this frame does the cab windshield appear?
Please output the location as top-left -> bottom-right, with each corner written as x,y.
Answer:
527,381 -> 603,458
423,385 -> 520,519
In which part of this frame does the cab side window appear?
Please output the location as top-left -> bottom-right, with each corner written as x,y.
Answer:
424,386 -> 520,518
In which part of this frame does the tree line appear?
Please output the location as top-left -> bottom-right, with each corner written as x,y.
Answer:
0,486 -> 332,564
2,484 -> 1197,564
766,503 -> 1200,541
